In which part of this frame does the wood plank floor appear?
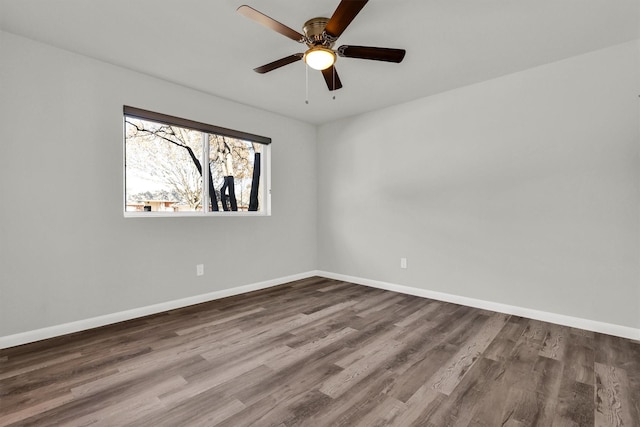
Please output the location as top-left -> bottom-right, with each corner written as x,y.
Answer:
1,277 -> 639,426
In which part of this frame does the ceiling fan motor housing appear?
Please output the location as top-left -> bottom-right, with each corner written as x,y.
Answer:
303,17 -> 333,47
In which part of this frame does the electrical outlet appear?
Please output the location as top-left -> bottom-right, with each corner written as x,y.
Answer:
400,258 -> 407,269
196,264 -> 204,276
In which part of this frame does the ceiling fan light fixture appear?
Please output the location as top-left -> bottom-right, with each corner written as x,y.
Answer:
304,46 -> 336,71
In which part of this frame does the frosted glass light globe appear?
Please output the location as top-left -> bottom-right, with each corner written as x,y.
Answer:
304,47 -> 336,71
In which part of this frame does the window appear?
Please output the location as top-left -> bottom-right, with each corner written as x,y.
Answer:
124,106 -> 270,216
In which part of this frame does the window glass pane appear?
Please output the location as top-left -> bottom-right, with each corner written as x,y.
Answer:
125,118 -> 204,213
208,136 -> 262,212
124,107 -> 269,216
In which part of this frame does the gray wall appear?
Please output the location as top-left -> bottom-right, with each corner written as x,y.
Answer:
0,32 -> 317,337
317,41 -> 640,329
1,31 -> 638,339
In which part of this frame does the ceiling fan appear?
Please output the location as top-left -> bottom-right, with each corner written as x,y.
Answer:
237,0 -> 406,91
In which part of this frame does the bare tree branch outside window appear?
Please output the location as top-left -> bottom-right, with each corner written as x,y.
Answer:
125,118 -> 262,213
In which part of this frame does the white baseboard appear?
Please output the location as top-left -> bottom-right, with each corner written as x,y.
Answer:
3,270 -> 638,349
0,271 -> 318,349
316,271 -> 640,342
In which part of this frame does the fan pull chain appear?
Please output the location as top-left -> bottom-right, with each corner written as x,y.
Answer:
305,64 -> 309,104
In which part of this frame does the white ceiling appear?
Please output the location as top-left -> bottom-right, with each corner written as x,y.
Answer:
1,0 -> 638,124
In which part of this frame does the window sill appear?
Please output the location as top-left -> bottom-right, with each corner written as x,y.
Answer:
123,211 -> 270,218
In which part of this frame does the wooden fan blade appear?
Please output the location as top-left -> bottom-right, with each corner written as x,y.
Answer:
324,0 -> 368,39
237,5 -> 305,43
337,45 -> 406,63
321,65 -> 343,91
254,54 -> 303,74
